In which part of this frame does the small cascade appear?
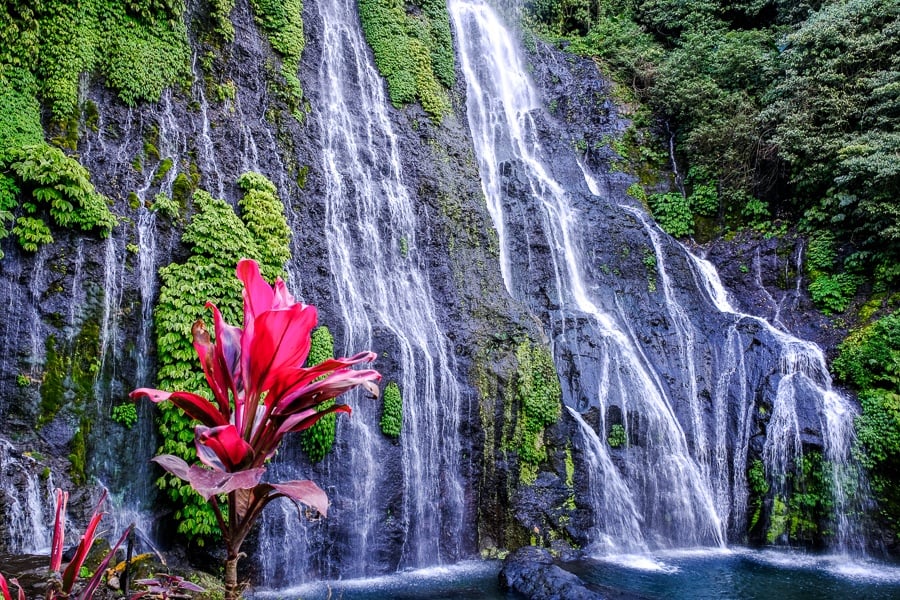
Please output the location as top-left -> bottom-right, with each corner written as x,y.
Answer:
257,0 -> 466,583
567,407 -> 646,553
0,440 -> 54,553
686,251 -> 871,553
191,53 -> 225,199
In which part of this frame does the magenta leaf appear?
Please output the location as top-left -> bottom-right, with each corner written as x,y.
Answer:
270,480 -> 330,517
151,455 -> 266,500
49,488 -> 68,573
77,523 -> 133,600
62,489 -> 108,593
195,424 -> 254,471
130,389 -> 228,428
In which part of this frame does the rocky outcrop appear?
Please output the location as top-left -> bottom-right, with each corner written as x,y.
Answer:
499,546 -> 605,600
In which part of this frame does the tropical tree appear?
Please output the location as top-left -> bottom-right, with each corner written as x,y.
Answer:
132,259 -> 381,598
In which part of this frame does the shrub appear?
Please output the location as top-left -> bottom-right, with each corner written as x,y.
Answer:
649,191 -> 693,237
380,382 -> 403,438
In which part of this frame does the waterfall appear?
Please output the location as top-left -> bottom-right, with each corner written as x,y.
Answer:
451,0 -> 724,550
450,0 -> 868,554
257,0 -> 466,582
685,251 -> 871,553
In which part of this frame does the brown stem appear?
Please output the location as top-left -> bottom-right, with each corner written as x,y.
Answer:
224,554 -> 240,600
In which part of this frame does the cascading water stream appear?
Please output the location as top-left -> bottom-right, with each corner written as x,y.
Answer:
257,0 -> 465,583
451,0 -> 869,555
451,0 -> 724,551
685,250 -> 871,554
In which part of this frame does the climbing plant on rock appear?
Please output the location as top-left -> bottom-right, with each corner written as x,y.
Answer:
300,326 -> 340,462
513,341 -> 562,483
380,381 -> 403,438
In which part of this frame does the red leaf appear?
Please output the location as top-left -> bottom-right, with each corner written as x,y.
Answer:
247,303 -> 317,399
271,480 -> 329,517
192,318 -> 232,418
195,425 -> 253,471
77,524 -> 133,600
273,369 -> 381,417
0,573 -> 13,600
62,490 -> 107,593
49,488 -> 68,573
130,389 -> 228,428
237,259 -> 274,324
151,455 -> 265,500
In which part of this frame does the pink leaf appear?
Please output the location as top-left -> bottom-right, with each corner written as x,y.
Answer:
237,259 -> 274,324
130,389 -> 228,428
195,425 -> 253,471
62,490 -> 107,593
49,488 -> 68,573
270,480 -> 330,517
247,303 -> 317,398
77,524 -> 133,600
151,455 -> 265,500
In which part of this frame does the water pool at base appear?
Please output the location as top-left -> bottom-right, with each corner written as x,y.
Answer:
252,550 -> 900,599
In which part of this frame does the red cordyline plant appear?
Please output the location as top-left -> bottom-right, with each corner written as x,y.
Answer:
1,488 -> 132,600
132,259 -> 381,599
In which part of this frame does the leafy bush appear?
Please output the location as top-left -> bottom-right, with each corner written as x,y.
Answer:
380,381 -> 403,438
607,423 -> 626,448
248,0 -> 305,116
301,327 -> 339,462
358,0 -> 453,121
649,191 -> 693,237
834,312 -> 900,536
112,403 -> 138,428
515,341 -> 562,469
153,174 -> 290,543
808,273 -> 860,315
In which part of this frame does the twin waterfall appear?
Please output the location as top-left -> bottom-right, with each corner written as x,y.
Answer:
0,0 -> 869,586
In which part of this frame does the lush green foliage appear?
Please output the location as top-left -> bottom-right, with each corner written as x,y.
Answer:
153,174 -> 290,543
834,312 -> 900,536
1,0 -> 190,121
300,326 -> 338,462
514,341 -> 562,481
648,192 -> 693,238
380,381 -> 403,438
248,0 -> 305,117
607,423 -> 626,448
1,144 -> 117,252
531,0 -> 900,287
358,0 -> 454,121
112,402 -> 139,428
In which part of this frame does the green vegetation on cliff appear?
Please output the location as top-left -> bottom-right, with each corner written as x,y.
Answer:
358,0 -> 454,121
300,326 -> 340,462
527,0 -> 899,287
834,312 -> 900,539
153,173 -> 290,543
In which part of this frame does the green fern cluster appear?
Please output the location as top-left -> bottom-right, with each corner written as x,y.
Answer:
153,174 -> 290,544
1,0 -> 190,123
248,0 -> 305,117
1,144 -> 117,252
380,381 -> 402,438
514,341 -> 562,474
300,326 -> 338,463
607,423 -> 626,448
358,0 -> 454,122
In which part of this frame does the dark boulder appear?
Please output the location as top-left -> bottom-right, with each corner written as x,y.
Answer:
499,546 -> 605,600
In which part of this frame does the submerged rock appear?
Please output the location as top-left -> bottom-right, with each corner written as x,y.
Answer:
499,546 -> 605,600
